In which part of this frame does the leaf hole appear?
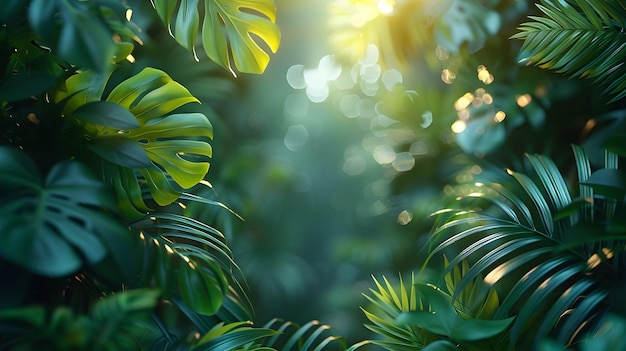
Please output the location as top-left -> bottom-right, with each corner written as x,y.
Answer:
249,32 -> 274,55
239,6 -> 272,21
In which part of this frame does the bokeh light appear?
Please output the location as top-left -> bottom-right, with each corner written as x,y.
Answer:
284,124 -> 309,151
451,120 -> 467,133
376,0 -> 395,15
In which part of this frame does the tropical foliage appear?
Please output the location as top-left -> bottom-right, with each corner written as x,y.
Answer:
2,0 -> 626,350
0,0 -> 346,350
513,0 -> 626,102
319,0 -> 626,349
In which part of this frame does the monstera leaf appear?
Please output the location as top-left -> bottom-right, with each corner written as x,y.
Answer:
150,0 -> 280,75
54,68 -> 213,216
0,147 -> 128,276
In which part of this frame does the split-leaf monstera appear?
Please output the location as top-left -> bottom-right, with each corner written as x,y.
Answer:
0,147 -> 129,277
54,67 -> 213,217
151,0 -> 280,75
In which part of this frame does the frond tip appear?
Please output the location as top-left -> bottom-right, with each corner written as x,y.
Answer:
512,0 -> 626,102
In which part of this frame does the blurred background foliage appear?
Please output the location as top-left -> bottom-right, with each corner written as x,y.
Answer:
165,0 -> 624,343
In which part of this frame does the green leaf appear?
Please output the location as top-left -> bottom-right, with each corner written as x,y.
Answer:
581,168 -> 626,199
72,101 -> 140,129
451,317 -> 515,342
27,0 -> 117,71
106,67 -> 199,122
513,0 -> 626,101
192,324 -> 278,350
127,113 -> 213,189
601,134 -> 626,157
88,136 -> 152,169
90,288 -> 159,324
133,213 -> 252,318
178,261 -> 224,315
55,68 -> 213,213
54,70 -> 112,115
422,340 -> 459,351
397,284 -> 514,343
0,147 -> 127,276
429,147 -> 621,348
400,284 -> 458,335
0,71 -> 58,102
151,0 -> 280,75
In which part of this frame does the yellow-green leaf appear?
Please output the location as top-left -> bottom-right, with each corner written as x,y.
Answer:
151,0 -> 280,75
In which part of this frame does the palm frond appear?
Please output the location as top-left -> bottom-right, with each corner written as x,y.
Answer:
133,213 -> 254,320
257,319 -> 347,351
428,149 -> 626,347
191,321 -> 278,351
512,0 -> 626,102
356,273 -> 513,351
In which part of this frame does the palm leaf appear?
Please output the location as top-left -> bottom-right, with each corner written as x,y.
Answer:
357,273 -> 512,351
512,0 -> 626,102
150,0 -> 280,75
428,150 -> 626,347
191,321 -> 278,351
133,213 -> 253,318
255,319 -> 347,351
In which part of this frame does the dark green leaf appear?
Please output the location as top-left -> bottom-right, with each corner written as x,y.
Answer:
0,147 -> 126,276
28,0 -> 117,71
601,134 -> 626,157
581,168 -> 626,199
88,136 -> 152,169
192,327 -> 278,351
422,340 -> 459,351
0,71 -> 57,102
73,101 -> 140,129
178,261 -> 223,315
0,0 -> 26,26
451,317 -> 515,342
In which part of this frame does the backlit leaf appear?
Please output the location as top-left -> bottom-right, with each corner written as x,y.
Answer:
151,0 -> 280,75
55,68 -> 213,214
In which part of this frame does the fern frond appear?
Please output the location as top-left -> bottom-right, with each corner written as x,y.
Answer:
512,0 -> 626,102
